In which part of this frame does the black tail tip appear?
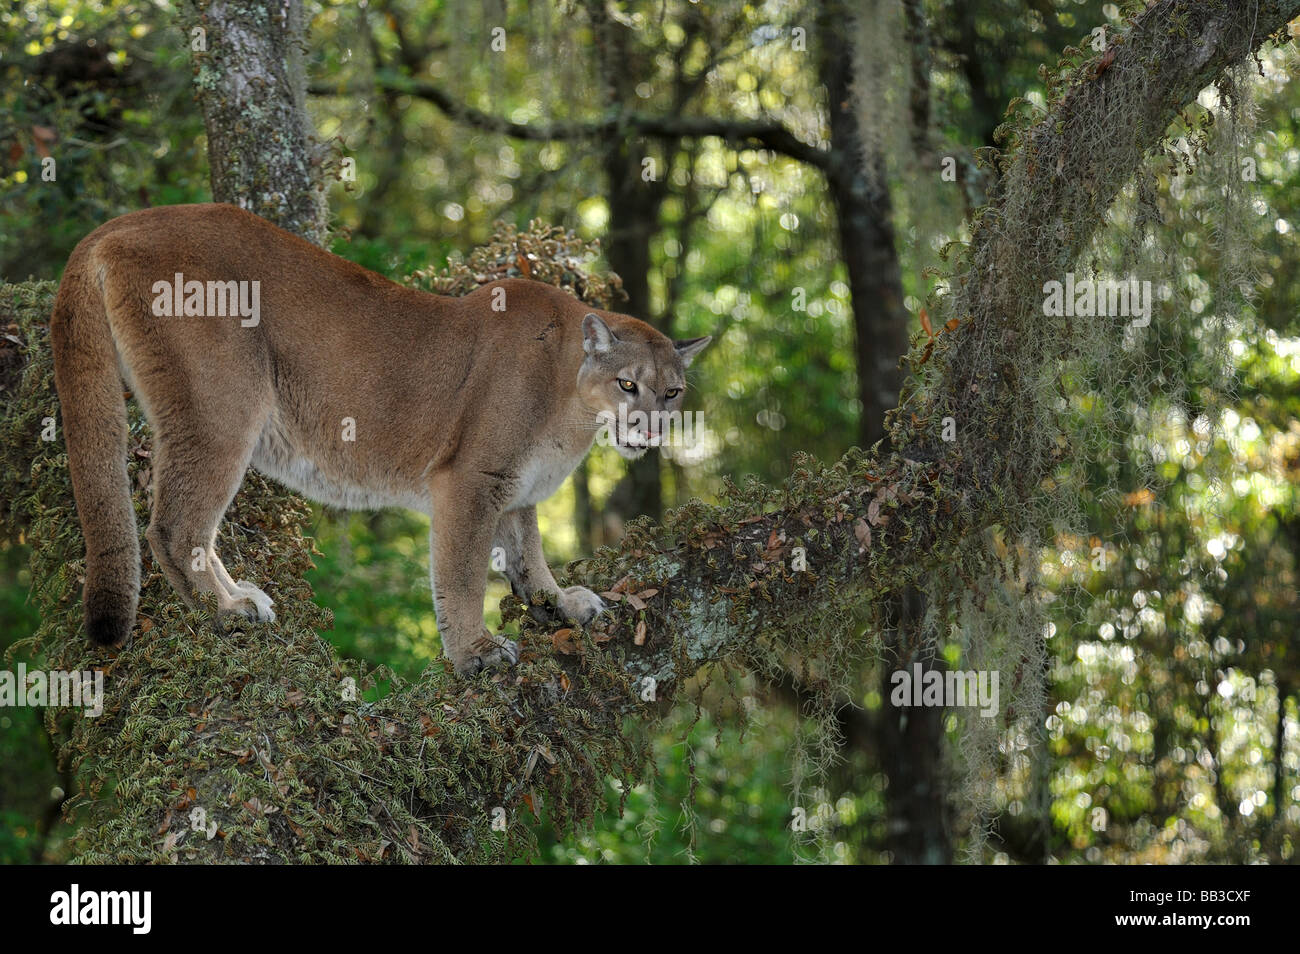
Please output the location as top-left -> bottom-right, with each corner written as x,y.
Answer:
86,593 -> 133,647
87,613 -> 131,647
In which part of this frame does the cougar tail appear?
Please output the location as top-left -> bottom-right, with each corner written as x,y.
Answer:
50,247 -> 139,646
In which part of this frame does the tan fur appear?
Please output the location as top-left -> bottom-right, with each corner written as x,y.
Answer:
50,203 -> 709,674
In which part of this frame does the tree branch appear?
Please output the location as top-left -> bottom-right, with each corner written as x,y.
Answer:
307,73 -> 834,169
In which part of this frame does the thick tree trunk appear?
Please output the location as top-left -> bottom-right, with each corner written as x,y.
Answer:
819,0 -> 949,864
1272,681 -> 1290,830
818,2 -> 911,454
183,0 -> 329,245
879,587 -> 952,863
602,141 -> 667,523
591,2 -> 668,525
573,458 -> 595,552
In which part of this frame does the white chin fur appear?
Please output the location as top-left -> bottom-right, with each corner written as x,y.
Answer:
615,443 -> 648,461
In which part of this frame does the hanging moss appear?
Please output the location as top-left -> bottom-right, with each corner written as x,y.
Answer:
880,0 -> 1284,853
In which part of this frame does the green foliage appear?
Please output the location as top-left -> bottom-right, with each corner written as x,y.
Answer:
532,709 -> 813,865
303,509 -> 443,681
0,538 -> 58,864
0,2 -> 208,278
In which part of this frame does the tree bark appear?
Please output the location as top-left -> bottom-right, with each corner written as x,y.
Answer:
1273,680 -> 1290,828
818,0 -> 950,864
818,2 -> 911,453
184,0 -> 330,245
590,3 -> 669,525
879,587 -> 952,863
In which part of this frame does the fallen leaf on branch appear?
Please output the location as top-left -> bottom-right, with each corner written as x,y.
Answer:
854,519 -> 871,552
1093,46 -> 1117,78
867,498 -> 883,525
551,628 -> 579,654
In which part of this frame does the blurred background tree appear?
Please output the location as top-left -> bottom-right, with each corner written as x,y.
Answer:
1,0 -> 1295,863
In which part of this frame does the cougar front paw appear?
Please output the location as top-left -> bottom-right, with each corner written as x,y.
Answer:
557,585 -> 606,624
233,581 -> 276,622
217,585 -> 275,626
454,632 -> 520,677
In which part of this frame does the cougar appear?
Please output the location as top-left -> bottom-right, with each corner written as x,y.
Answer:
50,203 -> 709,674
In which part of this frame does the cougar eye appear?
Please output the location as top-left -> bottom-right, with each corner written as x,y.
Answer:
618,379 -> 637,393
664,387 -> 682,400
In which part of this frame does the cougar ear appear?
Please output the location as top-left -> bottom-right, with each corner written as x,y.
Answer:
674,335 -> 712,367
582,313 -> 618,355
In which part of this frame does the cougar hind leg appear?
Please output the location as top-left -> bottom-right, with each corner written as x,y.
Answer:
143,418 -> 274,624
